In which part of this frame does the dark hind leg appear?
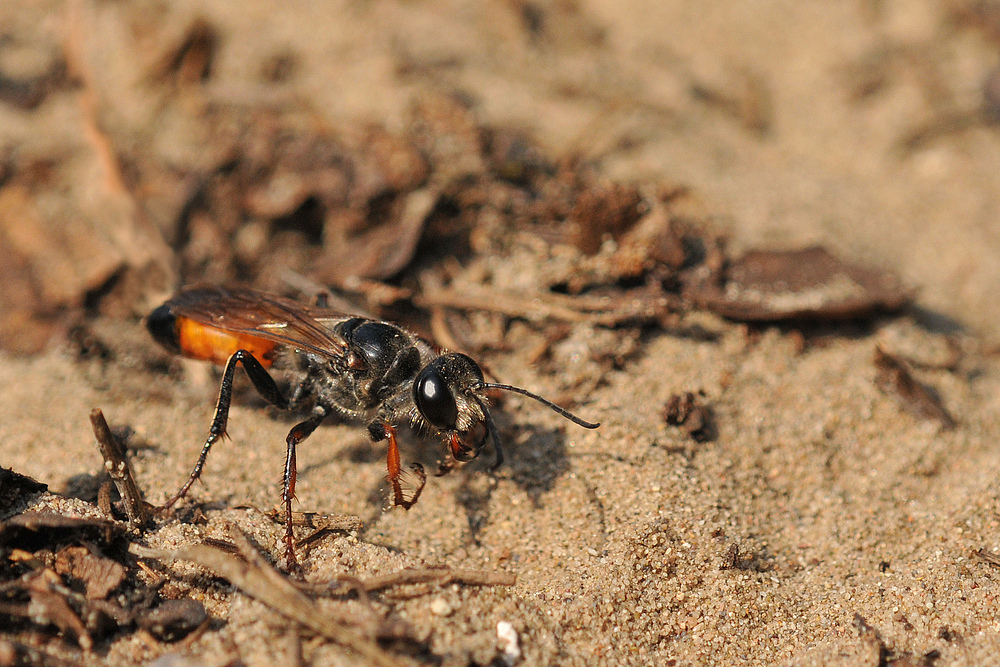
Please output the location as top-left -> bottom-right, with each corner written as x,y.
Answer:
163,350 -> 289,509
282,407 -> 327,573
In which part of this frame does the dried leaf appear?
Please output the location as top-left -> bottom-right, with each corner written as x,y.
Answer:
54,546 -> 125,600
686,246 -> 912,322
313,188 -> 438,284
0,512 -> 122,547
27,573 -> 92,651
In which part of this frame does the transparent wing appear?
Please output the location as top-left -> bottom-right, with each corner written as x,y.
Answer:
165,286 -> 350,361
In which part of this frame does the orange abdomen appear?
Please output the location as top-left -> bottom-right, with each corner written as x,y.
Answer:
175,317 -> 277,367
147,300 -> 277,368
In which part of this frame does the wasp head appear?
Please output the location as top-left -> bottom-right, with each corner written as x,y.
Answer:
412,352 -> 600,470
412,353 -> 490,463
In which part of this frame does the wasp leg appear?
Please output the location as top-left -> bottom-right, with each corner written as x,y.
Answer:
368,423 -> 426,509
163,350 -> 288,510
282,407 -> 327,574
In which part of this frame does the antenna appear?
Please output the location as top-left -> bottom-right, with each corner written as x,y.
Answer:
480,383 -> 601,429
472,395 -> 505,471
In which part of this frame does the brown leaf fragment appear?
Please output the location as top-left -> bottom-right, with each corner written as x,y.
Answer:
874,347 -> 956,429
313,187 -> 438,284
26,572 -> 92,651
662,392 -> 715,442
135,599 -> 208,642
568,182 -> 645,255
54,546 -> 125,601
0,512 -> 122,548
685,246 -> 912,322
0,467 -> 47,509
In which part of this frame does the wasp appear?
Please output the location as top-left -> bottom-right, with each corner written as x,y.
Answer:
146,286 -> 599,570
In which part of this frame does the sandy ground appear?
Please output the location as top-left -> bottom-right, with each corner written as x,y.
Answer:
3,1 -> 1000,665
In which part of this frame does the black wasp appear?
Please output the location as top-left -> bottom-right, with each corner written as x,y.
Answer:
147,286 -> 599,569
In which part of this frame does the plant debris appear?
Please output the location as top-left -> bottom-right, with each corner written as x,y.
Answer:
873,346 -> 956,429
135,599 -> 208,643
315,566 -> 516,598
662,391 -> 715,442
261,508 -> 363,554
0,467 -> 46,516
89,408 -> 150,529
129,531 -> 400,667
0,511 -> 122,548
53,546 -> 125,600
1,6 -> 973,663
684,246 -> 912,322
972,548 -> 1000,568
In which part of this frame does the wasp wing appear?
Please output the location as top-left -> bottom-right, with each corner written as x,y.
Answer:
164,286 -> 350,361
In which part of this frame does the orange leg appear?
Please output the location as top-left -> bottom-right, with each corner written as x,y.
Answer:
374,423 -> 426,509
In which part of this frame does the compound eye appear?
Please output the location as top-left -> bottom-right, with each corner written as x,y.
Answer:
414,366 -> 458,429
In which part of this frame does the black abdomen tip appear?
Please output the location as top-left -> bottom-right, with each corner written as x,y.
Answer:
146,303 -> 180,353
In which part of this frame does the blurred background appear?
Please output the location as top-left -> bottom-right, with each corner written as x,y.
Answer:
4,3 -> 1000,664
2,0 -> 999,355
0,0 -> 1000,352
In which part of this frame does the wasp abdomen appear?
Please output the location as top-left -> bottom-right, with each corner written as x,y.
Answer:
147,303 -> 277,367
147,304 -> 181,354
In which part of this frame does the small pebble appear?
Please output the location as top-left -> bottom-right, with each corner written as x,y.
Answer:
497,621 -> 521,665
430,597 -> 452,616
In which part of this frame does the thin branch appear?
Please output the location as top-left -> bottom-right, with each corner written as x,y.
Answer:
90,409 -> 150,529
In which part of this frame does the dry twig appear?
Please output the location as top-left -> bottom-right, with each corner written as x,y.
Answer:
90,409 -> 150,529
308,566 -> 516,599
415,285 -> 668,326
973,548 -> 1000,568
355,566 -> 516,592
